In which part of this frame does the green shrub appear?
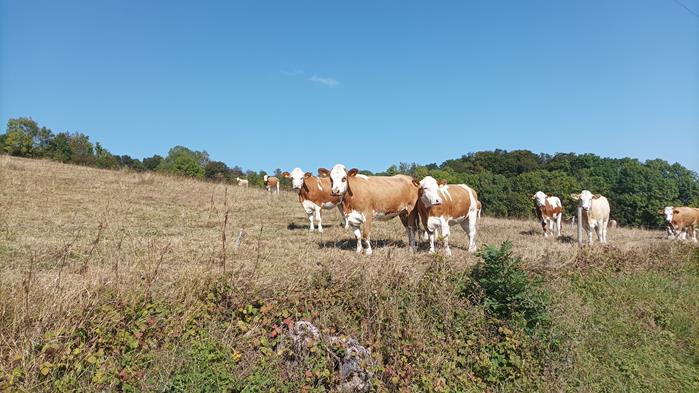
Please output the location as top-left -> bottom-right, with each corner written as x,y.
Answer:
471,241 -> 550,333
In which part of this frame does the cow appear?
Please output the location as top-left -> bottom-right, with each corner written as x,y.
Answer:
531,191 -> 562,238
235,177 -> 248,187
414,177 -> 479,255
570,190 -> 610,245
263,175 -> 279,194
608,219 -> 617,229
318,164 -> 419,255
658,206 -> 698,241
282,168 -> 346,232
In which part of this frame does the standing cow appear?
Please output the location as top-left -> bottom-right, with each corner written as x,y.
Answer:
263,175 -> 279,194
235,177 -> 249,187
414,177 -> 479,255
658,206 -> 698,242
570,190 -> 610,245
531,191 -> 562,238
282,168 -> 346,232
318,164 -> 419,255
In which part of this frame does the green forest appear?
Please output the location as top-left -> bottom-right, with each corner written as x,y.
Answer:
3,117 -> 698,228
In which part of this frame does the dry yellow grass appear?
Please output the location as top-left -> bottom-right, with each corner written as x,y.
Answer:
0,156 -> 691,391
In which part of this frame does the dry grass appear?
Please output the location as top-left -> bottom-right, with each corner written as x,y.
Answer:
0,156 -> 695,391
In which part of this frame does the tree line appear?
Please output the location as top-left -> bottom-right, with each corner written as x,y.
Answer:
2,117 -> 697,228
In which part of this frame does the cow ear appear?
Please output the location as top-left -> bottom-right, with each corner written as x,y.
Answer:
347,168 -> 359,177
318,168 -> 330,177
531,194 -> 536,200
438,179 -> 448,186
657,209 -> 664,215
592,194 -> 602,199
304,172 -> 312,178
282,171 -> 290,178
412,179 -> 420,187
570,193 -> 580,200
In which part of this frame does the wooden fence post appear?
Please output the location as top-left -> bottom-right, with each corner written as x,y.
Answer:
577,206 -> 584,247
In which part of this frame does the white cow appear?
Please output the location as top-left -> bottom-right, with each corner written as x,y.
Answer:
570,190 -> 610,245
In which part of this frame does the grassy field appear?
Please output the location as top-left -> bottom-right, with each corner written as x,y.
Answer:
1,156 -> 697,392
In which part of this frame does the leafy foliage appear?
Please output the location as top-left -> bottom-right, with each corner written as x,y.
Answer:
471,242 -> 551,333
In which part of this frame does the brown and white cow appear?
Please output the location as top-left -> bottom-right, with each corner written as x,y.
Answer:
263,175 -> 279,194
414,177 -> 479,255
235,177 -> 249,187
658,206 -> 698,242
318,164 -> 419,255
282,168 -> 346,232
570,190 -> 610,244
531,191 -> 562,238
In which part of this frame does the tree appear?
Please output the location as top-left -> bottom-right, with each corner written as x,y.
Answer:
158,146 -> 207,178
67,133 -> 95,166
142,155 -> 163,171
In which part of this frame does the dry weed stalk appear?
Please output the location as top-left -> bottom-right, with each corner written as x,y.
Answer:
141,240 -> 172,301
55,229 -> 82,289
79,221 -> 105,274
21,251 -> 37,324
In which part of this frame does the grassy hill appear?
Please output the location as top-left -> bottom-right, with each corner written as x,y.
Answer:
1,156 -> 697,392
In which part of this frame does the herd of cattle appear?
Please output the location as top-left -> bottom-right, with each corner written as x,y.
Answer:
233,164 -> 699,255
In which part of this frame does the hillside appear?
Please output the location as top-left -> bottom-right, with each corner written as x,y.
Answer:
1,156 -> 698,392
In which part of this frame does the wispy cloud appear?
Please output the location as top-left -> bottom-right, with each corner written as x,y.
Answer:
307,75 -> 340,87
281,69 -> 305,76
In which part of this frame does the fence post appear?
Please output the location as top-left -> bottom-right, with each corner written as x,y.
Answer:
577,206 -> 584,247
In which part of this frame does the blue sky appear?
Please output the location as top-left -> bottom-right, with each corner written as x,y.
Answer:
2,0 -> 698,173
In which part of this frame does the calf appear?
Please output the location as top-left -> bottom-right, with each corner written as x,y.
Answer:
658,206 -> 698,241
570,190 -> 610,245
235,177 -> 248,187
282,168 -> 346,232
415,177 -> 479,255
318,164 -> 419,255
531,191 -> 562,238
263,175 -> 279,194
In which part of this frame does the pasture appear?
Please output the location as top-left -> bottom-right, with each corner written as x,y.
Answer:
1,156 -> 698,392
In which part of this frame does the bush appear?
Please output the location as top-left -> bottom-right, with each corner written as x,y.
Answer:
470,241 -> 550,333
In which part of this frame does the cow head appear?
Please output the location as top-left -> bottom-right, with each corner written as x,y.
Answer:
657,206 -> 674,223
282,168 -> 311,190
318,164 -> 358,196
570,190 -> 601,212
416,176 -> 443,207
531,191 -> 547,207
263,175 -> 269,182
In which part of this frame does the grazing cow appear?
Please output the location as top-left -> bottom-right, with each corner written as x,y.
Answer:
318,164 -> 419,255
235,177 -> 248,187
263,175 -> 279,194
531,191 -> 563,238
415,177 -> 479,255
282,168 -> 346,232
570,190 -> 610,245
658,206 -> 698,241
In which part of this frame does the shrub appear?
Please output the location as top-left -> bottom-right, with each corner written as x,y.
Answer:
470,241 -> 550,332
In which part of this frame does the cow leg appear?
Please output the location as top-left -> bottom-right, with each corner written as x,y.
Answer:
315,206 -> 323,233
461,210 -> 478,253
363,215 -> 373,256
337,205 -> 348,228
428,230 -> 436,253
588,226 -> 594,245
353,226 -> 363,254
541,221 -> 549,238
440,220 -> 452,256
400,211 -> 417,252
601,221 -> 608,244
308,212 -> 315,232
